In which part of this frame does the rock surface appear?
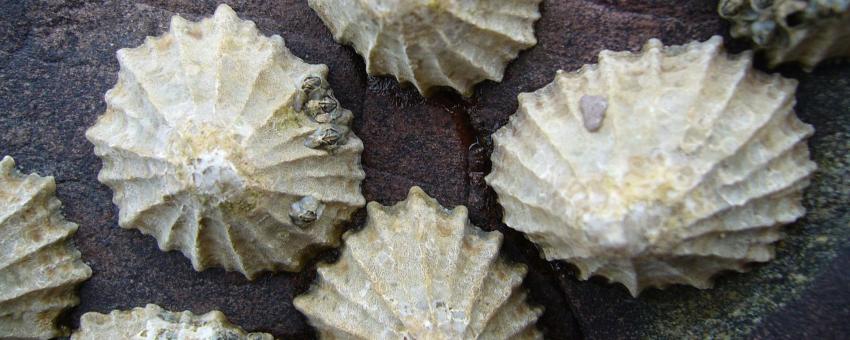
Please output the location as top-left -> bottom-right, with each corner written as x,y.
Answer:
0,0 -> 847,339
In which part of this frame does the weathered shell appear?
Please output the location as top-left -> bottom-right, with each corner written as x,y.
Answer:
719,0 -> 850,70
0,156 -> 92,339
71,304 -> 272,340
85,4 -> 365,279
486,36 -> 817,296
308,0 -> 542,96
294,187 -> 543,339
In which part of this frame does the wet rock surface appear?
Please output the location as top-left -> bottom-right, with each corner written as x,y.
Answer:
0,0 -> 847,339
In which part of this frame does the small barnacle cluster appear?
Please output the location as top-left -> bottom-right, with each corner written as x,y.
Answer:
719,0 -> 850,69
294,75 -> 354,151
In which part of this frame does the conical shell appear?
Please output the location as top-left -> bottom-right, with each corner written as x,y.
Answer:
85,4 -> 365,279
486,36 -> 817,296
0,156 -> 92,339
71,304 -> 272,340
294,187 -> 543,339
308,0 -> 542,96
719,0 -> 850,70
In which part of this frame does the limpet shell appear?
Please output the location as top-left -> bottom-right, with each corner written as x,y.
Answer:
86,4 -> 365,279
719,0 -> 850,70
0,156 -> 92,339
486,36 -> 817,296
71,304 -> 272,340
294,187 -> 543,339
308,0 -> 542,96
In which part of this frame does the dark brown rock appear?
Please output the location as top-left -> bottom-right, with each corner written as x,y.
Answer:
0,0 -> 848,339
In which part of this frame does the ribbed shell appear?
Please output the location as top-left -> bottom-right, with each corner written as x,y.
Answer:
486,36 -> 817,296
0,156 -> 92,339
85,4 -> 365,279
719,0 -> 850,70
308,0 -> 542,96
71,304 -> 272,340
294,187 -> 543,339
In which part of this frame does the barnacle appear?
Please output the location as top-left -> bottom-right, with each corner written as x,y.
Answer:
719,0 -> 850,69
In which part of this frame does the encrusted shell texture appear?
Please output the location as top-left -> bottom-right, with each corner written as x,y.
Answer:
294,187 -> 543,339
719,0 -> 850,70
0,156 -> 92,339
308,0 -> 542,96
71,304 -> 272,340
486,36 -> 817,296
86,4 -> 365,279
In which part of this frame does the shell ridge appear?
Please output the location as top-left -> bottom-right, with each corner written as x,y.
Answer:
118,30 -> 193,126
681,178 -> 810,241
494,111 -> 578,215
442,4 -> 534,47
699,99 -> 804,187
680,55 -> 753,154
678,99 -> 798,203
94,147 -> 176,183
681,90 -> 793,210
434,26 -> 503,81
145,202 -> 183,251
674,226 -> 783,260
680,71 -> 794,189
204,208 -> 248,274
220,214 -> 275,270
0,215 -> 76,271
113,176 -> 184,227
445,230 -> 502,337
0,242 -> 86,301
311,255 -> 406,334
368,195 -> 440,333
343,224 -> 414,334
516,95 -> 582,192
478,289 -> 543,339
295,286 -> 385,339
462,260 -> 526,338
708,133 -> 815,203
0,179 -> 53,235
229,45 -> 280,133
213,32 -> 277,132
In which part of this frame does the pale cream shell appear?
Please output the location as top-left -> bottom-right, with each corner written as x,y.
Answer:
486,36 -> 817,296
294,186 -> 543,339
71,304 -> 272,340
308,0 -> 542,96
719,0 -> 850,70
85,4 -> 365,279
0,156 -> 92,339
